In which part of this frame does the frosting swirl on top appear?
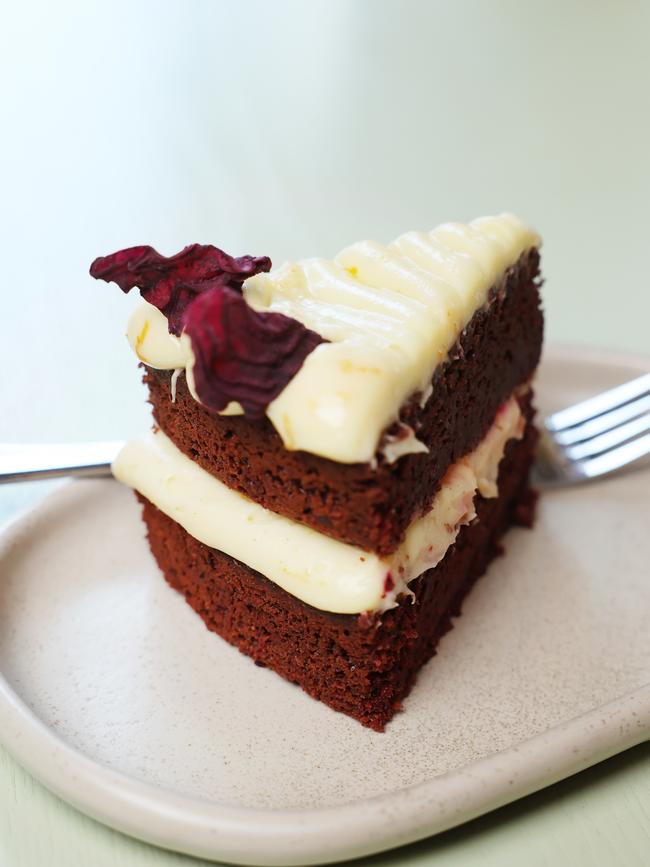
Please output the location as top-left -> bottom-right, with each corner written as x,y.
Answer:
127,213 -> 539,464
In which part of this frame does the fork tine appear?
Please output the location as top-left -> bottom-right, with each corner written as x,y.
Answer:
575,431 -> 650,479
564,412 -> 650,460
552,393 -> 650,445
545,372 -> 650,433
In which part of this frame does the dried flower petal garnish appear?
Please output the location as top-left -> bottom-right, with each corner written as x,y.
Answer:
184,287 -> 325,419
90,244 -> 271,335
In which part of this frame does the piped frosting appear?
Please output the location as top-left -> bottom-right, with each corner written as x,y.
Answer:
126,213 -> 539,464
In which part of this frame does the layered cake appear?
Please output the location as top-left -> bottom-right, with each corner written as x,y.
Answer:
91,213 -> 544,730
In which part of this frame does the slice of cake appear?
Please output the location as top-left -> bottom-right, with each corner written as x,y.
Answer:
91,213 -> 543,731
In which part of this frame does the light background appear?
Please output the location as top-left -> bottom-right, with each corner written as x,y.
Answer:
2,0 -> 649,445
1,1 -> 649,865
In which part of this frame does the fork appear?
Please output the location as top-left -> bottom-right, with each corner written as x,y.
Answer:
1,374 -> 650,487
532,372 -> 650,486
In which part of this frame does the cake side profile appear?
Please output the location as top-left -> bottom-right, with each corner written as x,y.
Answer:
139,417 -> 535,731
94,212 -> 544,730
142,248 -> 541,554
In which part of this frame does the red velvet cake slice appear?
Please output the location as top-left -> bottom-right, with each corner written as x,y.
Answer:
93,213 -> 543,731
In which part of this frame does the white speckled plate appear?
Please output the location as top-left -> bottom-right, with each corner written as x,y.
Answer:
0,345 -> 649,866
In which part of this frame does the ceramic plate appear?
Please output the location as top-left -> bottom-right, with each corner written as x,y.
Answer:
0,345 -> 649,866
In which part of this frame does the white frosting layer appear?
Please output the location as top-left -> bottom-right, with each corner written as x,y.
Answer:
113,397 -> 524,614
126,304 -> 202,403
127,213 -> 538,464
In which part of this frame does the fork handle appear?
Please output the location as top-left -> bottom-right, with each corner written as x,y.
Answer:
0,442 -> 123,484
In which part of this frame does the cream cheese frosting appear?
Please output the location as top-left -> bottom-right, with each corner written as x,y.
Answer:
126,213 -> 538,464
113,397 -> 524,614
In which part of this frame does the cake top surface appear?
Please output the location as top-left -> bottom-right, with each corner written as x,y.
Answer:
118,212 -> 539,464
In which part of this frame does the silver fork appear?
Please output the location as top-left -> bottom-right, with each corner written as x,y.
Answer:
533,372 -> 650,487
1,375 -> 650,487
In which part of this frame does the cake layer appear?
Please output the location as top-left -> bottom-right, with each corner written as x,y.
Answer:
112,396 -> 524,614
139,416 -> 538,730
129,213 -> 539,463
145,255 -> 542,554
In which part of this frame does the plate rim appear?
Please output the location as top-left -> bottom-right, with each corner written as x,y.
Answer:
1,342 -> 649,866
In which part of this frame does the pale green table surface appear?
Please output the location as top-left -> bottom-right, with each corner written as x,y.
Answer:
2,0 -> 649,864
0,736 -> 648,867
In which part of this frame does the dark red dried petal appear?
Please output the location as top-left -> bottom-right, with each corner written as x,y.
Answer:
89,244 -> 271,335
185,287 -> 325,419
